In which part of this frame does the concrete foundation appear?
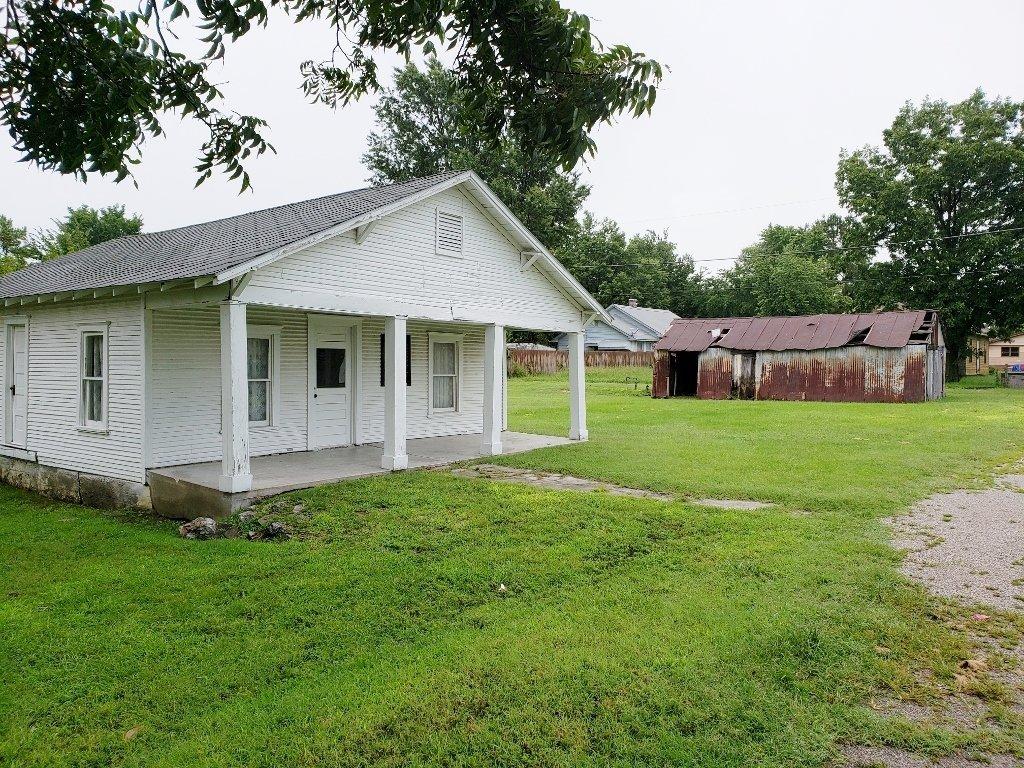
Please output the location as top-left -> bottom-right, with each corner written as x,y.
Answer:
0,455 -> 150,511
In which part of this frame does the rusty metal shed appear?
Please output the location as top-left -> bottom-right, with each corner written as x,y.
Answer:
652,310 -> 945,402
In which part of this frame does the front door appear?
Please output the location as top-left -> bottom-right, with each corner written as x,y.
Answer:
312,339 -> 351,448
7,324 -> 27,446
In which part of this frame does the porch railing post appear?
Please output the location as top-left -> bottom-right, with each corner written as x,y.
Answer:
219,299 -> 252,492
568,330 -> 588,441
382,315 -> 408,470
482,323 -> 504,455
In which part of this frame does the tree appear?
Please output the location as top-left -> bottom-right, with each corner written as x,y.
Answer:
837,90 -> 1024,377
34,206 -> 143,260
703,224 -> 854,317
1,0 -> 661,189
557,214 -> 703,314
0,215 -> 37,275
364,60 -> 589,253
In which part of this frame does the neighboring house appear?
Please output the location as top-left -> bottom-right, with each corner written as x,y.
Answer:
555,300 -> 679,351
964,333 -> 990,376
988,332 -> 1024,371
653,311 -> 945,403
0,171 -> 605,516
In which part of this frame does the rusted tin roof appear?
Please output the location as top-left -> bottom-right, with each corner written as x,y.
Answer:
656,311 -> 936,353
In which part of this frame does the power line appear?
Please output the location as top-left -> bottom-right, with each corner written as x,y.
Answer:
565,224 -> 1024,269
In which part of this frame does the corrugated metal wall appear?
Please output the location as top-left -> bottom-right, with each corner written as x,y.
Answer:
651,344 -> 942,403
652,351 -> 670,398
756,346 -> 929,403
697,348 -> 733,399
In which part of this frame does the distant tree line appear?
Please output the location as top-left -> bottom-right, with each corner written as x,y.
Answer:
0,206 -> 142,274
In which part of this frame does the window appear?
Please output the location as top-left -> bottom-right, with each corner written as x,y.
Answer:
379,333 -> 412,387
429,334 -> 461,412
80,329 -> 107,430
316,347 -> 346,388
247,327 -> 279,426
1001,346 -> 1020,358
435,209 -> 464,256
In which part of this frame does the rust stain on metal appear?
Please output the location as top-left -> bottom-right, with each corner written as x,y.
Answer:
656,311 -> 932,354
697,348 -> 732,399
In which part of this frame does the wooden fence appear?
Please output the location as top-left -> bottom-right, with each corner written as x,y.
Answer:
508,348 -> 654,374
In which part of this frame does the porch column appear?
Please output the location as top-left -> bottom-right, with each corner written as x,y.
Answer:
219,300 -> 252,492
382,315 -> 408,470
482,324 -> 504,455
568,331 -> 588,441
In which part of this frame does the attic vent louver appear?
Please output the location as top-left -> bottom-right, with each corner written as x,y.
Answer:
436,209 -> 464,256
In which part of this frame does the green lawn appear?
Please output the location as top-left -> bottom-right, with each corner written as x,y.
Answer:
2,369 -> 1024,767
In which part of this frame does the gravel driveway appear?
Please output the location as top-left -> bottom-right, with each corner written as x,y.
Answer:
888,472 -> 1024,612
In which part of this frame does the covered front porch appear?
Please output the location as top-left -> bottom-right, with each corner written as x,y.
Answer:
143,290 -> 592,518
147,431 -> 570,519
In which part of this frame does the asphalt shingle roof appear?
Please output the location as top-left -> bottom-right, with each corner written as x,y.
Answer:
0,172 -> 465,299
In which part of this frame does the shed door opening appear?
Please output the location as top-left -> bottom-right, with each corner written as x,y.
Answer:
669,352 -> 699,396
733,353 -> 756,399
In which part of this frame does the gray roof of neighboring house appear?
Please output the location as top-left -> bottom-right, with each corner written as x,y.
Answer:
607,304 -> 680,340
0,172 -> 464,299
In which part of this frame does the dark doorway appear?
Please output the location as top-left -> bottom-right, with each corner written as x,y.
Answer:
669,352 -> 699,396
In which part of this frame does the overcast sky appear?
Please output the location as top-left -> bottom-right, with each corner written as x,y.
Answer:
2,1 -> 1022,273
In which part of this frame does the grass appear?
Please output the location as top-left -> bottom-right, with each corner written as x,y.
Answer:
2,367 -> 1024,767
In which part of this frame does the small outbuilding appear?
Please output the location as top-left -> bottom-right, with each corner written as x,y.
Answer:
652,310 -> 945,403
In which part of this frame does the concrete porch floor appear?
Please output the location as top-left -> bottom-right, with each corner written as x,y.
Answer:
147,431 -> 571,519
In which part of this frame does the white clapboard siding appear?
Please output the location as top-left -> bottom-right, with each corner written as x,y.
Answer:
360,318 -> 485,442
247,186 -> 582,330
0,297 -> 145,482
147,306 -> 308,468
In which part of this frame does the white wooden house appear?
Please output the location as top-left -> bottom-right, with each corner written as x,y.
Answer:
0,172 -> 606,516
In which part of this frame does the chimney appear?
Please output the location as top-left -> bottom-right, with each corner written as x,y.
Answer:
627,298 -> 638,308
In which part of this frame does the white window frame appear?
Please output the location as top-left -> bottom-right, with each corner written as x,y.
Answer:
1001,346 -> 1020,358
428,332 -> 462,415
435,208 -> 464,257
78,325 -> 109,433
247,325 -> 281,428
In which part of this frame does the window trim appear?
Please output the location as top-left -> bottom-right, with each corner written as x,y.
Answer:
247,325 -> 281,428
1001,346 -> 1020,358
435,208 -> 464,257
428,332 -> 462,416
78,325 -> 109,433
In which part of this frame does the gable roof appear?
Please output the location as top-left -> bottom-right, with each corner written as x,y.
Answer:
607,304 -> 679,340
0,171 -> 607,318
656,311 -> 939,353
